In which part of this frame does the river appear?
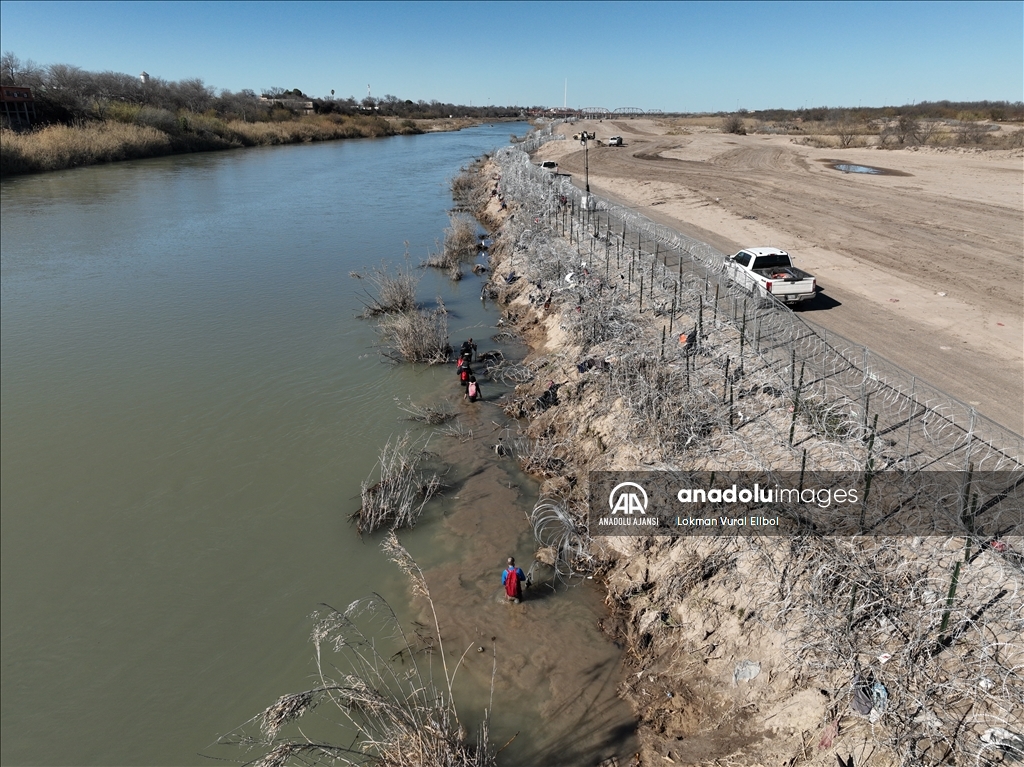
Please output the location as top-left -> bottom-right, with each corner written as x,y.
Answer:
0,125 -> 636,765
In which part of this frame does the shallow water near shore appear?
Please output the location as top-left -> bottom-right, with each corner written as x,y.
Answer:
1,125 -> 635,764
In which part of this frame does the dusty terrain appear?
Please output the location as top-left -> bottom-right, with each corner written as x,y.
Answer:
535,119 -> 1023,435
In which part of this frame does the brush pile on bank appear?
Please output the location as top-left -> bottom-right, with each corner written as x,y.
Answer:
353,260 -> 451,364
424,213 -> 480,281
354,432 -> 445,534
472,144 -> 1023,766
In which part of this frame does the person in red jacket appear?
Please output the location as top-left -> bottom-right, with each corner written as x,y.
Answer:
502,557 -> 526,603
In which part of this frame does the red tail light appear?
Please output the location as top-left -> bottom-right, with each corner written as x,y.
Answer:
766,281 -> 773,292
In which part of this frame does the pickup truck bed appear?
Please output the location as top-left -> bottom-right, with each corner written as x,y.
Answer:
752,266 -> 813,281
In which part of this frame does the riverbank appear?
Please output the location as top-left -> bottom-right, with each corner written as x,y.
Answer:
0,114 -> 490,177
470,146 -> 1023,766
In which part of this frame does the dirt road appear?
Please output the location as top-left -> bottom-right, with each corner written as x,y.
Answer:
537,120 -> 1023,435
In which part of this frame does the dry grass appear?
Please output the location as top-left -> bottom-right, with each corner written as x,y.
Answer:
354,433 -> 445,534
216,534 -> 496,767
356,261 -> 419,317
376,301 -> 451,364
1,121 -> 173,174
1,114 -> 399,177
396,397 -> 458,425
425,213 -> 480,278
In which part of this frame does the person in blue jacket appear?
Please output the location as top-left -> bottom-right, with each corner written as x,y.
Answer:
502,557 -> 526,602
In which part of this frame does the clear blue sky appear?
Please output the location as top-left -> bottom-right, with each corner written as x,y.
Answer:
1,1 -> 1021,111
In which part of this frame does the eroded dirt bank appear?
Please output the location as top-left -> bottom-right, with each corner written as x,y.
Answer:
466,148 -> 1023,767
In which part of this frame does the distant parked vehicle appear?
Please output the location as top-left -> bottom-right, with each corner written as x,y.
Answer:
724,247 -> 817,305
608,136 -> 623,146
538,160 -> 558,171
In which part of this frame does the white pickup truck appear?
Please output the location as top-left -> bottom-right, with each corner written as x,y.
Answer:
724,247 -> 817,305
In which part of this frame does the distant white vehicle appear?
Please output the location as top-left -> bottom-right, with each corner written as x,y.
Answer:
538,160 -> 558,171
608,136 -> 623,146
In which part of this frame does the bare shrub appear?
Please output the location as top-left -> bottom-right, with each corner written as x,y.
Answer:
722,114 -> 746,135
396,397 -> 457,425
562,284 -> 644,350
450,159 -> 490,210
445,213 -> 478,259
355,432 -> 444,534
607,354 -> 721,454
508,432 -> 570,477
894,114 -> 920,145
917,119 -> 942,145
216,536 -> 495,766
955,117 -> 987,145
376,300 -> 451,364
358,260 -> 419,317
832,112 -> 861,148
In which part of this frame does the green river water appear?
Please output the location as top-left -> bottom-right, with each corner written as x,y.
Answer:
1,125 -> 636,765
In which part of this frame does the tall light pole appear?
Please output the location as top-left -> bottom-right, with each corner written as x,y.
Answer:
580,131 -> 595,211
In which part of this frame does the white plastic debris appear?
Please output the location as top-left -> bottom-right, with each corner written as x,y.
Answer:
733,660 -> 761,685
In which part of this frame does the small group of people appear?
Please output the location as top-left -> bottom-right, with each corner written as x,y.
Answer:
457,338 -> 481,402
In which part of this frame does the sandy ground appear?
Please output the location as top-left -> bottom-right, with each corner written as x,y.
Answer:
536,120 -> 1024,435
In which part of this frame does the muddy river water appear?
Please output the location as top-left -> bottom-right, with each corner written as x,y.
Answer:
0,125 -> 636,765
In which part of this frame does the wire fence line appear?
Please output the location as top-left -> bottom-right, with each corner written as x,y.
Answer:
492,140 -> 1023,474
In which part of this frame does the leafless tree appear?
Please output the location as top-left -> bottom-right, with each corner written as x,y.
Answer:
823,110 -> 858,148
1,51 -> 42,86
894,114 -> 920,145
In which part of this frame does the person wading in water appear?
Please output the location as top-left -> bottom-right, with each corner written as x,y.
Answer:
502,557 -> 526,603
465,375 -> 481,402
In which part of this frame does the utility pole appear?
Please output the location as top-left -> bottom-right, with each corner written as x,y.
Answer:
581,132 -> 594,211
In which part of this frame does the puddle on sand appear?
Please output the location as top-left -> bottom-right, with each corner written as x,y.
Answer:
832,162 -> 882,174
819,158 -> 912,177
404,400 -> 638,767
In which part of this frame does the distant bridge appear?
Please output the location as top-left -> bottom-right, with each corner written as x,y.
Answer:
579,107 -> 663,118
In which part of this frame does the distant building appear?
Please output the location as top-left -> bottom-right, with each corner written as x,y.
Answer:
1,86 -> 36,128
260,95 -> 315,115
139,71 -> 150,84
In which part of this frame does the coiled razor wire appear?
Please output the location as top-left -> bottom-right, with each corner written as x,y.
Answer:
529,497 -> 594,580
